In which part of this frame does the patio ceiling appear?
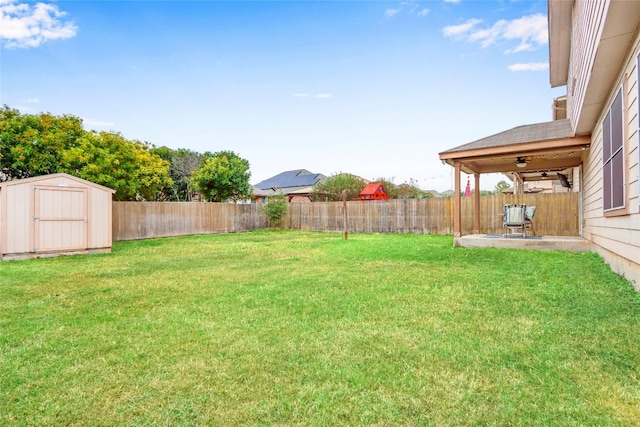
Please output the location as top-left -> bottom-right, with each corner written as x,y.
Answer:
439,119 -> 591,179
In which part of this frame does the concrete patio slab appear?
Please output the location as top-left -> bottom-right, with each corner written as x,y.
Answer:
454,234 -> 592,252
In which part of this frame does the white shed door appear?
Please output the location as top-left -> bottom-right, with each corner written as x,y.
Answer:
33,185 -> 88,253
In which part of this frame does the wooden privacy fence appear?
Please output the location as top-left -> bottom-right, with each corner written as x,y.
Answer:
112,202 -> 268,241
286,192 -> 579,236
112,193 -> 579,241
461,192 -> 579,235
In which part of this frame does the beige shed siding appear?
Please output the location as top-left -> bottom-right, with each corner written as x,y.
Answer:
0,173 -> 114,259
34,186 -> 87,252
582,29 -> 640,287
2,181 -> 32,254
569,0 -> 607,128
89,186 -> 113,249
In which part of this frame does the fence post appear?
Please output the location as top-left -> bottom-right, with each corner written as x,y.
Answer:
342,190 -> 348,240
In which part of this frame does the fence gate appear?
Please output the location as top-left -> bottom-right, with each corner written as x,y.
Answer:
33,185 -> 88,253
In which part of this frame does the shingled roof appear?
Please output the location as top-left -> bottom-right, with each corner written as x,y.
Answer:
254,169 -> 325,190
440,119 -> 573,154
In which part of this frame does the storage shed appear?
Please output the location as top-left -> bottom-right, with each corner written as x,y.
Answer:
358,183 -> 388,201
0,173 -> 115,260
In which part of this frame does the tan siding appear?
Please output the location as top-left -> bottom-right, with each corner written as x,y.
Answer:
581,29 -> 640,285
569,0 -> 607,127
626,57 -> 639,208
34,186 -> 87,252
5,183 -> 32,254
0,173 -> 114,259
89,186 -> 113,249
583,120 -> 604,230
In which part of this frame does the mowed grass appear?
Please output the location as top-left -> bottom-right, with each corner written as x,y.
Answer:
1,230 -> 639,426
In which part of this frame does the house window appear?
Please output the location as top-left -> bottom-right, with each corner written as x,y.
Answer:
602,88 -> 625,211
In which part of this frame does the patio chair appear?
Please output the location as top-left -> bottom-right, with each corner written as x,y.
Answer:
525,205 -> 536,236
503,204 -> 527,237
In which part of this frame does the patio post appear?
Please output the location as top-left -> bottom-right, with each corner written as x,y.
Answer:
453,161 -> 461,237
474,173 -> 480,234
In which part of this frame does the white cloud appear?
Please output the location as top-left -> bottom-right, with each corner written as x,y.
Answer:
0,0 -> 77,48
444,13 -> 548,53
385,8 -> 401,18
443,18 -> 483,37
468,19 -> 506,48
508,62 -> 549,72
385,2 -> 429,19
502,14 -> 548,53
444,0 -> 461,3
314,93 -> 332,99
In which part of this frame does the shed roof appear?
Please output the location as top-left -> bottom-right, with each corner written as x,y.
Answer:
360,183 -> 386,196
0,173 -> 115,193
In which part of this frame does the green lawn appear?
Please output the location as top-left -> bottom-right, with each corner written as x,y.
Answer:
1,230 -> 639,426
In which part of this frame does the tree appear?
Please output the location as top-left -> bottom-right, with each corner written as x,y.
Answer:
310,173 -> 366,201
261,192 -> 288,227
396,181 -> 433,199
372,177 -> 399,199
1,106 -> 172,200
373,177 -> 433,199
153,147 -> 203,201
0,106 -> 84,180
495,180 -> 511,194
191,150 -> 251,202
60,131 -> 172,201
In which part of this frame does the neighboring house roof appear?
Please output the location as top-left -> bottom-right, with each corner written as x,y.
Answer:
254,169 -> 325,190
252,169 -> 326,197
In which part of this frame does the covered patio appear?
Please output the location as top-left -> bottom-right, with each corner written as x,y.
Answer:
438,118 -> 591,250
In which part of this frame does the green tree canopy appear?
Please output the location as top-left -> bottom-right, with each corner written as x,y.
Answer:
191,150 -> 251,202
261,192 -> 288,227
495,180 -> 511,194
371,177 -> 433,199
311,173 -> 366,201
1,105 -> 172,201
61,131 -> 172,201
371,177 -> 399,199
1,105 -> 84,180
396,180 -> 433,199
153,147 -> 203,201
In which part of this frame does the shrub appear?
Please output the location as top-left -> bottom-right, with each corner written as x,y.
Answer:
261,193 -> 288,227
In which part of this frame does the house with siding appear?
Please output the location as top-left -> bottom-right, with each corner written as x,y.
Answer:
439,0 -> 640,289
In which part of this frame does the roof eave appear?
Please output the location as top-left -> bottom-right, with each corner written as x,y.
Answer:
548,0 -> 573,88
440,135 -> 590,161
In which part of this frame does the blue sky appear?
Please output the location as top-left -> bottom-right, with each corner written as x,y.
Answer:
1,0 -> 564,191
